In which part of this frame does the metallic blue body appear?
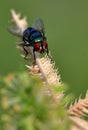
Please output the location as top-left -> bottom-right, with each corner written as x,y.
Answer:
23,27 -> 43,45
20,19 -> 49,60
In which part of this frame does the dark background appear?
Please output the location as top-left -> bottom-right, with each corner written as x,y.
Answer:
0,0 -> 88,97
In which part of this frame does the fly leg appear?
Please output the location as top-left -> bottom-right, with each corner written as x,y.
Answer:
33,48 -> 36,65
23,46 -> 29,59
46,48 -> 52,60
19,43 -> 29,59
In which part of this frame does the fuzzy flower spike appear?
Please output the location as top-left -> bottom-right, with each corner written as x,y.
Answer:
8,9 -> 88,130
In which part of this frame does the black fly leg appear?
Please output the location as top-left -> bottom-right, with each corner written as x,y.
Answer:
46,48 -> 49,57
22,46 -> 29,59
33,48 -> 36,65
46,48 -> 52,60
19,43 -> 29,59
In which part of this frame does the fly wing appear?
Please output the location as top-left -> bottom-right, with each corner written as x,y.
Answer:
32,18 -> 45,35
8,26 -> 22,37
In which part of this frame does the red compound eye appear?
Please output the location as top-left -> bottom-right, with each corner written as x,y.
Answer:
34,43 -> 40,51
43,41 -> 48,48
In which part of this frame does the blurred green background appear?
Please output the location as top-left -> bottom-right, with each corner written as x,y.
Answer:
0,0 -> 88,97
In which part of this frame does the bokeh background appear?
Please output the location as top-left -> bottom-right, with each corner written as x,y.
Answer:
0,0 -> 88,97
